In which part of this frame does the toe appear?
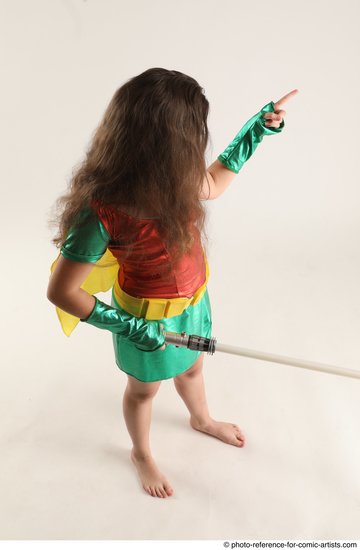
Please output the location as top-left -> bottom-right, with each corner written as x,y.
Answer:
164,483 -> 173,496
155,487 -> 164,498
161,483 -> 168,497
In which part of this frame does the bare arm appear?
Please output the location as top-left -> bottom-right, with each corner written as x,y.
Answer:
47,254 -> 96,320
47,252 -> 166,350
199,159 -> 237,200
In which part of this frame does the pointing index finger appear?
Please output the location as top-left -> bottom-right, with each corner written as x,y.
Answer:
273,89 -> 299,110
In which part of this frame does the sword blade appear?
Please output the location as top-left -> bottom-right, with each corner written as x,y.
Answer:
215,342 -> 360,380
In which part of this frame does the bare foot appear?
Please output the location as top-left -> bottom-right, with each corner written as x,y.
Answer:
131,449 -> 174,498
190,417 -> 245,447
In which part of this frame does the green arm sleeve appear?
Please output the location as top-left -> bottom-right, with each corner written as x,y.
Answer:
81,296 -> 166,352
217,101 -> 285,174
60,206 -> 110,263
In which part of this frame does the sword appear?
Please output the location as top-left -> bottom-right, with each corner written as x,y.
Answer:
163,331 -> 360,380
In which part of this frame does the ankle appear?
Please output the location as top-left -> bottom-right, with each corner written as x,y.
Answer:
190,414 -> 212,428
131,448 -> 152,461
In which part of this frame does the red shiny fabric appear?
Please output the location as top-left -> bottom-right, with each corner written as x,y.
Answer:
92,201 -> 206,299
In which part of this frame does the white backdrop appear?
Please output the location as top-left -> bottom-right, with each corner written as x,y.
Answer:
1,0 -> 360,541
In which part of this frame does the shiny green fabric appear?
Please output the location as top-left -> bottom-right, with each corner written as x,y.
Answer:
80,296 -> 166,351
60,207 -> 110,263
217,101 -> 285,174
110,288 -> 212,382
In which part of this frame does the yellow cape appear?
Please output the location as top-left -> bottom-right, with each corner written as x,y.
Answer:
50,248 -> 119,337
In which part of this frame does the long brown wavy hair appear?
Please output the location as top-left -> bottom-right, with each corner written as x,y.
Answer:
49,67 -> 211,268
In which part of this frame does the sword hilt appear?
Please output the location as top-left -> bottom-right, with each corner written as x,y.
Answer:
163,331 -> 217,355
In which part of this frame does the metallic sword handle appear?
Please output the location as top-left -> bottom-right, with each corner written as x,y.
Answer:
163,331 -> 190,348
163,331 -> 217,355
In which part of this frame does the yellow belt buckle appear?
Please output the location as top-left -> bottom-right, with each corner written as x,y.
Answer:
165,298 -> 189,318
145,298 -> 168,320
122,290 -> 143,317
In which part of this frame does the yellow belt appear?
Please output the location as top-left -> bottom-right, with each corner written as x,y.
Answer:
113,257 -> 210,320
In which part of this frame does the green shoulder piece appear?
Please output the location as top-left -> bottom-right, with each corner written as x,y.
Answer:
60,206 -> 110,263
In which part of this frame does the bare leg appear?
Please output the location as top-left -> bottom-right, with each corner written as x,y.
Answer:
173,354 -> 245,447
123,375 -> 174,497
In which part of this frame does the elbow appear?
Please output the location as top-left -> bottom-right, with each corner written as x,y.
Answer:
204,187 -> 222,201
47,280 -> 65,306
46,285 -> 58,305
208,188 -> 221,200
47,283 -> 83,310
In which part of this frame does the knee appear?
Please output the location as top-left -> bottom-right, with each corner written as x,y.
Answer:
174,357 -> 203,382
125,379 -> 160,401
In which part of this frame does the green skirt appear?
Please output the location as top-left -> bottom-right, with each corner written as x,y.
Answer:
110,288 -> 212,383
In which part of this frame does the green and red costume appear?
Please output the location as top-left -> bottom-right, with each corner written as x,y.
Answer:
50,101 -> 284,382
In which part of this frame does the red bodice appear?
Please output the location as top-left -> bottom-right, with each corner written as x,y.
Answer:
93,202 -> 206,299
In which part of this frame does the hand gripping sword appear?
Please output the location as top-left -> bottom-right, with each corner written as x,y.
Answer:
163,331 -> 360,380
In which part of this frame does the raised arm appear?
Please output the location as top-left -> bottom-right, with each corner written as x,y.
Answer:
200,90 -> 298,200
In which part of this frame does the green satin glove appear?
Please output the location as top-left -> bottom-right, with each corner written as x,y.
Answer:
81,296 -> 165,352
217,101 -> 285,174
